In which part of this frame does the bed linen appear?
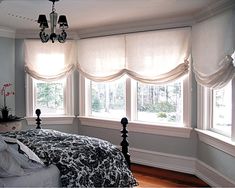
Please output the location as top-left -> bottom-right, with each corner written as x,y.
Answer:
1,129 -> 137,187
0,164 -> 61,187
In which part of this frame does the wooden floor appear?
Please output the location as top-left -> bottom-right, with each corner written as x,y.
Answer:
132,164 -> 210,187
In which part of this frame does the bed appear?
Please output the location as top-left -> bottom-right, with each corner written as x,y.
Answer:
0,110 -> 137,187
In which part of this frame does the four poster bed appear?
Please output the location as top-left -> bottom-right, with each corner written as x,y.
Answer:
0,109 -> 137,187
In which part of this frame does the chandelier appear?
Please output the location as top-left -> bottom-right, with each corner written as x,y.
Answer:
37,0 -> 68,43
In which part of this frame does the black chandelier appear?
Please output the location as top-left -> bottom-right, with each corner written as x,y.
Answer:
37,0 -> 68,43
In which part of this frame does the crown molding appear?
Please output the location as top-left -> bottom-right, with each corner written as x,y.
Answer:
193,0 -> 235,23
0,26 -> 15,38
77,16 -> 194,39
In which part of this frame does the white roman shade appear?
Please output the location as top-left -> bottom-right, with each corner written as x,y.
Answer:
77,35 -> 126,82
192,9 -> 235,89
77,27 -> 191,84
24,40 -> 77,81
125,27 -> 191,84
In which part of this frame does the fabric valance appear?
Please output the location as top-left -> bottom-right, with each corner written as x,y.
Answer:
24,40 -> 77,81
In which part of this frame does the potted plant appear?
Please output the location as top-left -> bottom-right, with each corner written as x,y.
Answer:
1,83 -> 14,120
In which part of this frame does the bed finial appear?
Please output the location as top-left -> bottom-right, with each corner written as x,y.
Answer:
35,109 -> 42,129
121,117 -> 131,169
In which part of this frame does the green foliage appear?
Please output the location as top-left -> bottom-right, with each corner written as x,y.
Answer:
92,97 -> 102,112
157,112 -> 167,118
36,83 -> 63,109
138,101 -> 176,113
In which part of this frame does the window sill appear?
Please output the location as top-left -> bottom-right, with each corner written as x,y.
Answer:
79,116 -> 192,138
195,129 -> 235,157
26,116 -> 75,125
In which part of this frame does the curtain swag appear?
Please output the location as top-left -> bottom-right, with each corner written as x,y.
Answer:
192,9 -> 235,89
194,55 -> 235,89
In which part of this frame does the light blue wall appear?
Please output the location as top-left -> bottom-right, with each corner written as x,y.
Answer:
0,37 -> 15,114
198,141 -> 235,182
15,39 -> 26,117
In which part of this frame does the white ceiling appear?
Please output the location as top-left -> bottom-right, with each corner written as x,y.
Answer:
0,0 -> 234,38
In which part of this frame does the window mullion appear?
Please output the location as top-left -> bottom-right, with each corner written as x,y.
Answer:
232,78 -> 235,141
125,77 -> 131,120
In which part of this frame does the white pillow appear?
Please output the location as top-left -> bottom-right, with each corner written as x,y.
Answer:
0,150 -> 25,177
0,135 -> 44,177
2,136 -> 44,169
0,136 -> 7,152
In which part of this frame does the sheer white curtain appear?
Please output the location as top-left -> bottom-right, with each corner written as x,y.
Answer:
77,27 -> 191,84
192,9 -> 235,89
24,40 -> 77,81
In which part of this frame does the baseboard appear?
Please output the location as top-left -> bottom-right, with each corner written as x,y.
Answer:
195,160 -> 235,187
130,147 -> 235,187
130,147 -> 195,174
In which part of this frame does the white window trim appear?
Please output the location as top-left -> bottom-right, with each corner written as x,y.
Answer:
26,116 -> 74,125
26,74 -> 74,125
79,116 -> 192,138
196,80 -> 235,157
79,71 -> 192,138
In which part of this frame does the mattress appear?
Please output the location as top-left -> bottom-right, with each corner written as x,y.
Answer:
0,164 -> 61,187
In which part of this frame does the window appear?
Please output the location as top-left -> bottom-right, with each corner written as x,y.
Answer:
34,79 -> 65,115
26,75 -> 73,117
137,80 -> 183,124
91,78 -> 126,119
80,75 -> 190,127
212,81 -> 232,137
198,78 -> 235,140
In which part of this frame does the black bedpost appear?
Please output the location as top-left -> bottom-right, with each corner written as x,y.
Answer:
35,109 -> 42,129
120,117 -> 131,169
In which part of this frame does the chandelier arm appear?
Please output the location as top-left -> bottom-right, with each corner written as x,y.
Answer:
58,30 -> 67,43
39,30 -> 50,43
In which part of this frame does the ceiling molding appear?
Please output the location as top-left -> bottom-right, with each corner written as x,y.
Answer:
193,0 -> 235,23
0,26 -> 15,38
77,16 -> 194,39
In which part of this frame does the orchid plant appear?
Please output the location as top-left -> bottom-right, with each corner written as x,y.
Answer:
1,83 -> 15,112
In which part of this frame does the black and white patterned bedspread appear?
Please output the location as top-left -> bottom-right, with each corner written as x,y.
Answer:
1,129 -> 138,187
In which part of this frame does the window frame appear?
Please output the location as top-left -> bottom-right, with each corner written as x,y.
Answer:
79,73 -> 192,138
196,78 -> 235,156
26,74 -> 74,125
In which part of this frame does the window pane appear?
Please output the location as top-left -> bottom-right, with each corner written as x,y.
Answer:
213,81 -> 231,136
91,78 -> 125,119
137,81 -> 183,124
34,80 -> 65,115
